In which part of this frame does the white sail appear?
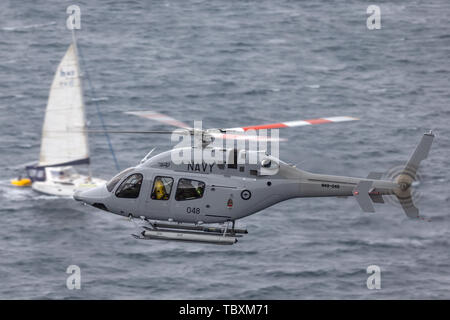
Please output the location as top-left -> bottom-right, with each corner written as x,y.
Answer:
39,44 -> 89,166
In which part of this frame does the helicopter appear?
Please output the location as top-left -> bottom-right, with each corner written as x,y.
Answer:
74,111 -> 434,245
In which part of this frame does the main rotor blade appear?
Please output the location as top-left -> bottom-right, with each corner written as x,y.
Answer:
85,130 -> 284,141
125,111 -> 192,130
209,132 -> 286,142
223,116 -> 358,132
84,129 -> 190,134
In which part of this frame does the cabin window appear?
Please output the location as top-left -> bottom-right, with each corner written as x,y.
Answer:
36,170 -> 45,179
151,176 -> 173,200
115,173 -> 143,198
27,167 -> 46,181
175,178 -> 205,201
107,168 -> 134,192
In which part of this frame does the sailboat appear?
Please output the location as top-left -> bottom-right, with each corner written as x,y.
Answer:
11,42 -> 106,196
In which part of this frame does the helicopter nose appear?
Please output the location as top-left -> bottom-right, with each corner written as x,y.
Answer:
73,185 -> 110,209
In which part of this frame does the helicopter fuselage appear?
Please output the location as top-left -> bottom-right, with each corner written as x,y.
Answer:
74,147 -> 397,224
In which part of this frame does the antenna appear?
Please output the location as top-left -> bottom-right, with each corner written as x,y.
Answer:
141,148 -> 156,164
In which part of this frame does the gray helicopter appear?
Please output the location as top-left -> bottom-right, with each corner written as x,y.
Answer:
74,112 -> 434,245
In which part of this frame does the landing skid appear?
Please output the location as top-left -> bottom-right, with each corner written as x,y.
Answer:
131,219 -> 247,245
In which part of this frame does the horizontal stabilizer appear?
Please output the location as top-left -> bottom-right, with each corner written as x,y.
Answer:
353,180 -> 375,213
369,193 -> 384,203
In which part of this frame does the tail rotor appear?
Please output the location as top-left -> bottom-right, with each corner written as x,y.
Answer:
390,131 -> 434,218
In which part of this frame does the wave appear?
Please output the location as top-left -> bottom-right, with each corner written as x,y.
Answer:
0,184 -> 33,201
1,22 -> 56,32
0,180 -> 71,201
90,97 -> 109,102
267,38 -> 287,44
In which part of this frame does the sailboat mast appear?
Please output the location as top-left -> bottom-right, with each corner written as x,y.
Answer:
71,29 -> 92,180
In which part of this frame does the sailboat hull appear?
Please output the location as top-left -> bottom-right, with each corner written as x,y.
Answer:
31,166 -> 105,197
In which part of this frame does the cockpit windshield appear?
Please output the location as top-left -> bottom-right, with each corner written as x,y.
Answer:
106,167 -> 134,192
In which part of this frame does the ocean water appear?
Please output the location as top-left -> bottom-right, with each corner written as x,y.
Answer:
0,0 -> 449,299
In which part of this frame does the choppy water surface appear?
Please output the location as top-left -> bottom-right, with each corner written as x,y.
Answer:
0,0 -> 449,299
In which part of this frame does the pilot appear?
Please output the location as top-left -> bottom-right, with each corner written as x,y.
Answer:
195,185 -> 203,197
153,179 -> 167,200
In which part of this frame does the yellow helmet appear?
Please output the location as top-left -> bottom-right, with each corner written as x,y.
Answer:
154,180 -> 166,200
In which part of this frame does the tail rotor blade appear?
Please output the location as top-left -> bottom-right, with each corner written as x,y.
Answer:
393,131 -> 435,219
396,190 -> 419,218
404,130 -> 434,177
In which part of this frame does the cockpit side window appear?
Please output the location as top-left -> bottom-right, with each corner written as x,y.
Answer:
115,173 -> 143,198
151,176 -> 173,200
106,168 -> 134,192
175,178 -> 205,201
